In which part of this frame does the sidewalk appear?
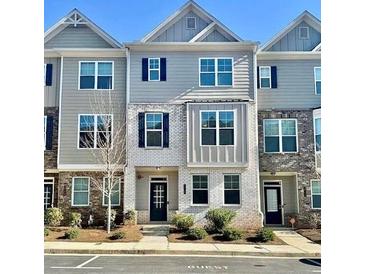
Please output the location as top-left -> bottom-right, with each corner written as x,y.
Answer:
44,231 -> 320,257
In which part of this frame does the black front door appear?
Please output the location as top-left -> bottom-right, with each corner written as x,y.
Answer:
44,184 -> 53,210
264,186 -> 282,225
150,183 -> 167,221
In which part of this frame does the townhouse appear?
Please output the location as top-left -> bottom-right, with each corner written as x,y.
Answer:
44,0 -> 320,228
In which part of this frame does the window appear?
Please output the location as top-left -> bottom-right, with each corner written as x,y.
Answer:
145,113 -> 163,147
44,64 -> 47,86
192,175 -> 208,205
264,119 -> 297,153
314,67 -> 321,95
148,58 -> 160,81
299,27 -> 309,39
78,114 -> 112,149
102,177 -> 121,206
201,110 -> 235,146
311,180 -> 321,209
72,177 -> 90,206
79,61 -> 113,90
314,118 -> 321,152
259,66 -> 271,88
224,175 -> 240,205
44,116 -> 47,150
200,58 -> 233,87
186,17 -> 196,29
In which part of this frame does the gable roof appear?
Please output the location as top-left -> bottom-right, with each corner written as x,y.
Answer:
141,0 -> 242,43
259,10 -> 321,52
44,8 -> 122,48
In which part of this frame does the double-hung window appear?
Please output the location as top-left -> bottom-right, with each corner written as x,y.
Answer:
314,118 -> 321,152
200,58 -> 233,86
259,66 -> 271,88
224,175 -> 240,205
311,180 -> 321,209
201,111 -> 234,146
149,58 -> 160,81
145,113 -> 163,147
314,67 -> 321,95
102,177 -> 121,206
192,175 -> 208,205
72,177 -> 90,206
79,114 -> 112,149
79,61 -> 113,90
264,119 -> 297,153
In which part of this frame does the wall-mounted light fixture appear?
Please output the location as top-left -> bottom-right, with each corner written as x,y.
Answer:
156,166 -> 161,171
183,184 -> 186,194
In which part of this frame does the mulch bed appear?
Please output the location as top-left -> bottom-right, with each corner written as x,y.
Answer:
44,225 -> 143,242
296,229 -> 321,244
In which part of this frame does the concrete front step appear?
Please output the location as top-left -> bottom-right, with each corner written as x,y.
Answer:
141,224 -> 170,236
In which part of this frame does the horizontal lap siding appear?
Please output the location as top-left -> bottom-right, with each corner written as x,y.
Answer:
44,57 -> 60,107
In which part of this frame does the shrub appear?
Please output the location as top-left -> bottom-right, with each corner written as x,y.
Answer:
124,210 -> 137,225
44,227 -> 49,237
64,228 -> 80,240
104,209 -> 117,228
185,227 -> 208,240
256,228 -> 274,242
171,214 -> 194,231
45,208 -> 64,227
69,212 -> 82,228
303,212 -> 321,229
110,231 -> 125,240
205,208 -> 236,232
222,227 -> 244,241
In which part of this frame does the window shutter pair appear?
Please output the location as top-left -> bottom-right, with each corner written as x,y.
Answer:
45,64 -> 53,86
257,66 -> 277,88
142,58 -> 167,81
46,116 -> 53,150
138,112 -> 169,147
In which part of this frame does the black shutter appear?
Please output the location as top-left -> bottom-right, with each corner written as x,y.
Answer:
142,58 -> 148,81
138,113 -> 145,147
46,64 -> 53,86
160,58 -> 166,81
257,66 -> 260,88
163,113 -> 169,148
46,116 -> 53,150
271,66 -> 277,88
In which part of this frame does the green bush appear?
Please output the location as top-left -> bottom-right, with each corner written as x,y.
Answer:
45,208 -> 64,226
222,227 -> 244,241
64,228 -> 80,240
104,209 -> 117,228
185,227 -> 208,240
124,210 -> 137,225
44,227 -> 49,237
205,208 -> 236,232
256,228 -> 274,242
171,214 -> 194,231
69,212 -> 82,228
110,231 -> 125,240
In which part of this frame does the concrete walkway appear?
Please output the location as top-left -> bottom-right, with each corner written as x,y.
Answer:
273,230 -> 321,254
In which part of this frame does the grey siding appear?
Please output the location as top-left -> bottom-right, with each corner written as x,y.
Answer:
59,57 -> 126,165
152,11 -> 210,42
45,25 -> 114,48
130,51 -> 254,103
257,59 -> 321,109
187,103 -> 248,166
202,30 -> 231,42
44,57 -> 60,107
268,22 -> 321,52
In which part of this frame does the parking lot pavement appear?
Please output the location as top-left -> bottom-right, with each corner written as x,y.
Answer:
45,254 -> 321,274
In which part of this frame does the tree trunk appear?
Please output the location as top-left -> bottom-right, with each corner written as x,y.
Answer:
107,193 -> 111,234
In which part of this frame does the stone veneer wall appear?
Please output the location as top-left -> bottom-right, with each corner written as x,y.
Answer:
44,107 -> 58,169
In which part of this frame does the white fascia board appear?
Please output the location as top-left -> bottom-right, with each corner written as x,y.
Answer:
312,43 -> 321,52
58,164 -> 124,171
189,22 -> 216,42
44,48 -> 126,58
257,51 -> 321,60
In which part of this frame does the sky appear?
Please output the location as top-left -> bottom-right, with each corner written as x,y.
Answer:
44,0 -> 321,45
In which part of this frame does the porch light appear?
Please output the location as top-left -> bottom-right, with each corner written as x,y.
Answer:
156,166 -> 161,170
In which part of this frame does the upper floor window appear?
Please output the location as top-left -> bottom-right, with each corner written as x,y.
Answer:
78,114 -> 112,149
314,118 -> 321,152
186,17 -> 196,30
145,113 -> 163,148
314,67 -> 321,95
192,175 -> 208,205
79,61 -> 113,90
72,177 -> 90,207
44,64 -> 53,86
264,119 -> 297,153
311,180 -> 321,209
201,110 -> 234,146
299,27 -> 309,39
149,58 -> 160,81
200,58 -> 233,87
44,116 -> 47,150
259,66 -> 271,88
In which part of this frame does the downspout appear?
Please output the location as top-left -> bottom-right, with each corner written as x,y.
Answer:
124,47 -> 130,213
56,55 -> 64,170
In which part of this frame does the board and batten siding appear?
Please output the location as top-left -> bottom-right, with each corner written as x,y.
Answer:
129,51 -> 254,103
44,57 -> 60,107
45,25 -> 114,48
257,59 -> 321,110
59,57 -> 126,165
202,30 -> 231,42
187,103 -> 248,166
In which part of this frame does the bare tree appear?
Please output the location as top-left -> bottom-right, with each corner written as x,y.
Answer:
79,90 -> 126,234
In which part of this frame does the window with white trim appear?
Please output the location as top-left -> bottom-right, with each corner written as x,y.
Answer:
314,67 -> 321,95
186,17 -> 196,29
259,66 -> 271,88
311,180 -> 321,209
44,116 -> 47,150
145,113 -> 163,147
314,118 -> 321,152
79,114 -> 112,149
79,61 -> 113,90
72,177 -> 90,206
192,175 -> 208,205
299,27 -> 309,39
200,58 -> 233,86
201,110 -> 234,146
224,175 -> 240,205
264,119 -> 297,153
102,177 -> 121,206
148,58 -> 160,81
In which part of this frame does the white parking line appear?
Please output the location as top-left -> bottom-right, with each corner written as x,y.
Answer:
76,255 -> 100,268
51,255 -> 103,269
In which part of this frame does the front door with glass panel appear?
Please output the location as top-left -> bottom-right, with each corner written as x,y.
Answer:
44,184 -> 53,210
150,180 -> 167,221
264,186 -> 282,225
